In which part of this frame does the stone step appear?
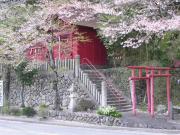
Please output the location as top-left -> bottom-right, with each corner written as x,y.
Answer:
107,93 -> 123,97
117,108 -> 132,112
107,90 -> 122,94
84,73 -> 102,77
108,103 -> 130,107
108,103 -> 130,108
107,100 -> 127,104
82,69 -> 131,113
107,97 -> 125,101
88,75 -> 103,79
90,80 -> 103,83
107,94 -> 122,98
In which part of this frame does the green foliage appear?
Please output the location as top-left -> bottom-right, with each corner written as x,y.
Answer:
147,31 -> 180,66
102,30 -> 180,67
38,104 -> 48,118
22,107 -> 36,117
0,37 -> 5,45
39,104 -> 48,108
15,61 -> 38,86
171,69 -> 180,105
139,102 -> 147,112
1,105 -> 10,115
9,107 -> 22,116
1,6 -> 28,30
26,0 -> 38,6
97,106 -> 122,118
75,99 -> 95,111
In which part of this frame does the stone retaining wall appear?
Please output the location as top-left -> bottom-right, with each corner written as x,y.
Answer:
49,111 -> 123,126
48,111 -> 180,129
9,71 -> 92,110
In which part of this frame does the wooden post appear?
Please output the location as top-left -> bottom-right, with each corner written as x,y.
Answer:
75,55 -> 80,78
150,70 -> 155,117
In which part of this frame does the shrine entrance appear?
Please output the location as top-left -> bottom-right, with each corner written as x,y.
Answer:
128,66 -> 173,117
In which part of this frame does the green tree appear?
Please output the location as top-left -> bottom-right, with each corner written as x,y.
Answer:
15,61 -> 38,107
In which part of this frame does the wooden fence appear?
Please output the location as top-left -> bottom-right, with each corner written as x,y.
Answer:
31,59 -> 76,72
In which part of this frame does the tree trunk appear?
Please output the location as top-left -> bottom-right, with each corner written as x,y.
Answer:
2,64 -> 11,106
21,84 -> 25,107
47,45 -> 61,110
53,77 -> 61,110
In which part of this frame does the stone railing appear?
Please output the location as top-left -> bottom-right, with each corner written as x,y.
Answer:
78,68 -> 102,105
76,57 -> 107,107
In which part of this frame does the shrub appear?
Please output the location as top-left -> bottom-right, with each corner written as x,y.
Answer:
75,99 -> 95,112
26,0 -> 38,6
9,107 -> 22,116
22,107 -> 36,117
1,106 -> 10,115
97,106 -> 122,118
38,104 -> 48,119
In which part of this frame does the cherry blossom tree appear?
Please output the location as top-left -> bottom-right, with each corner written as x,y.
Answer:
56,0 -> 180,48
0,0 -> 65,109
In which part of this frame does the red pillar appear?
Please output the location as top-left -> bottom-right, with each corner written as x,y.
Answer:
131,69 -> 137,115
166,71 -> 171,116
150,70 -> 155,117
146,79 -> 151,114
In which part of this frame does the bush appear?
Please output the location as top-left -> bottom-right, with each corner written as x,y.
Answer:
22,107 -> 36,117
97,106 -> 122,118
1,106 -> 10,115
75,99 -> 95,112
9,107 -> 22,116
38,104 -> 48,119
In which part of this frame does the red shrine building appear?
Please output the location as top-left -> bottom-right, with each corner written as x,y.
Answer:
24,9 -> 108,66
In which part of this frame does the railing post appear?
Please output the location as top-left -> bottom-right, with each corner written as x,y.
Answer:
75,55 -> 80,78
101,81 -> 107,107
92,84 -> 96,97
84,73 -> 88,87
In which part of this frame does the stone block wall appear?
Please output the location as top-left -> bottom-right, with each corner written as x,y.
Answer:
9,71 -> 93,110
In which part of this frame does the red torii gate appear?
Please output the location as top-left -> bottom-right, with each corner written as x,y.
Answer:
128,66 -> 173,117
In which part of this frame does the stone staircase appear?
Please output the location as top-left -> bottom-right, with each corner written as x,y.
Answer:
83,69 -> 132,112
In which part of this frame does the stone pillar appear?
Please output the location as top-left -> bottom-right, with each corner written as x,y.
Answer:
75,55 -> 80,78
92,84 -> 96,97
101,81 -> 107,107
169,101 -> 174,120
68,83 -> 77,112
